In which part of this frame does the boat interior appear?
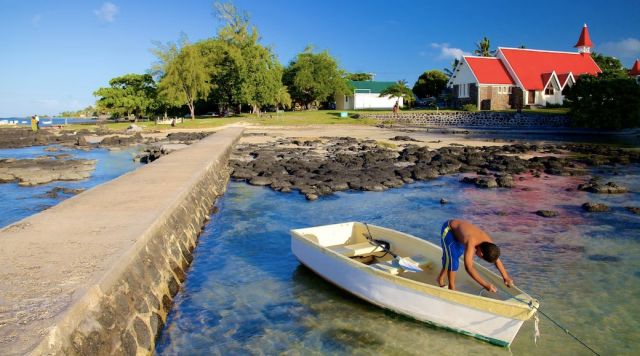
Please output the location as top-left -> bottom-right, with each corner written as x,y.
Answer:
294,222 -> 522,301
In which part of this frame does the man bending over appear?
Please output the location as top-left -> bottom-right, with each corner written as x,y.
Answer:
437,219 -> 513,292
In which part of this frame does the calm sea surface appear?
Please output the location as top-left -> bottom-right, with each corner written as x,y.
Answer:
0,145 -> 141,228
156,167 -> 640,355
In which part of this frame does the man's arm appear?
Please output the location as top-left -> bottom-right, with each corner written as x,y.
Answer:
464,249 -> 496,292
495,259 -> 513,287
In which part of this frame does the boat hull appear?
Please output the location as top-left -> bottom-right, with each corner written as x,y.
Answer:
291,234 -> 525,346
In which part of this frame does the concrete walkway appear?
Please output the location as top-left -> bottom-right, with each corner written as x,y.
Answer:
0,127 -> 243,355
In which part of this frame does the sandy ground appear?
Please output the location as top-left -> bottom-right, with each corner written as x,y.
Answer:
195,123 -> 508,150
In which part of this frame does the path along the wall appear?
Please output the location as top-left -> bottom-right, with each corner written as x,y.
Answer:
0,127 -> 243,355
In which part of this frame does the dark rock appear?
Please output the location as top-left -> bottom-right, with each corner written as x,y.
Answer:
587,254 -> 621,262
582,202 -> 609,212
389,135 -> 421,142
440,198 -> 448,204
249,176 -> 272,186
133,316 -> 151,349
496,174 -> 516,188
535,210 -> 558,218
578,181 -> 628,194
625,207 -> 640,215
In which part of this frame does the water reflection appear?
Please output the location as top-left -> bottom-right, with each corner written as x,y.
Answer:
157,167 -> 640,355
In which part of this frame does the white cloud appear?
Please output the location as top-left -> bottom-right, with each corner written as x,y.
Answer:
31,14 -> 42,26
94,2 -> 119,23
600,38 -> 640,58
430,43 -> 471,60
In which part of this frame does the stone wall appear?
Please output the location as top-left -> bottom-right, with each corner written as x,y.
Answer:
0,128 -> 243,355
365,111 -> 569,128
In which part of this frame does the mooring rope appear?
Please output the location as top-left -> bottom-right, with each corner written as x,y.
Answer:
497,289 -> 601,356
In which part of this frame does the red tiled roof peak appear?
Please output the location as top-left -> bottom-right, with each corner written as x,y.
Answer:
575,24 -> 594,48
630,59 -> 640,76
463,56 -> 515,85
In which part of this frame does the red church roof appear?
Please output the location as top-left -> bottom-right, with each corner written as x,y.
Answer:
464,56 -> 515,85
630,59 -> 640,76
575,24 -> 594,48
499,48 -> 601,90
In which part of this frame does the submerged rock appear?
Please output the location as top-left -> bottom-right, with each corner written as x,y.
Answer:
578,181 -> 628,194
0,156 -> 96,186
535,210 -> 558,218
582,202 -> 609,212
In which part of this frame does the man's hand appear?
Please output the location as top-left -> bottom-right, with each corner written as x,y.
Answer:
485,283 -> 497,293
503,277 -> 514,288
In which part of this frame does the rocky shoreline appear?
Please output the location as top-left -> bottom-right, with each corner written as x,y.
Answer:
230,136 -> 640,213
0,127 -> 214,186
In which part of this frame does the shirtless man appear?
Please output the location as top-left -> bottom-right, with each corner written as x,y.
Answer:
437,219 -> 513,292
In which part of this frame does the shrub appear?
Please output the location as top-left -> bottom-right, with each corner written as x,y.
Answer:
565,75 -> 640,129
462,104 -> 477,112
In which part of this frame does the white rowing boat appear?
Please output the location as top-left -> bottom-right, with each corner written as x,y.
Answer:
290,222 -> 539,346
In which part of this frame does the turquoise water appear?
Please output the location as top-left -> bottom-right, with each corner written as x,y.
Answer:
156,168 -> 640,355
0,145 -> 142,228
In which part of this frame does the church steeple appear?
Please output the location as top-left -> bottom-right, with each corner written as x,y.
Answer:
575,24 -> 593,54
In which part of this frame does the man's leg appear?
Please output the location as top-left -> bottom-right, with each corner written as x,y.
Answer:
447,270 -> 456,290
437,267 -> 446,287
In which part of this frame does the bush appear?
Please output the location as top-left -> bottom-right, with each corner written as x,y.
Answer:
565,75 -> 640,129
462,104 -> 477,112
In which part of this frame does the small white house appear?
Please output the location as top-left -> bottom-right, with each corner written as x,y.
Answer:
336,81 -> 403,110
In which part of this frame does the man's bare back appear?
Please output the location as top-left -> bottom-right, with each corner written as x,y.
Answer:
438,219 -> 513,292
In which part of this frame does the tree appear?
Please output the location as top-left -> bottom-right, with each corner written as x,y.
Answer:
94,74 -> 157,121
275,85 -> 292,111
158,42 -> 211,120
591,52 -> 628,79
283,47 -> 350,109
474,37 -> 494,57
205,2 -> 283,115
412,70 -> 449,98
565,74 -> 640,129
379,80 -> 415,106
346,72 -> 373,81
443,58 -> 460,77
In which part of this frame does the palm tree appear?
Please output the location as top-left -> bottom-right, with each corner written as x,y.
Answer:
444,58 -> 461,77
379,80 -> 415,106
474,37 -> 494,57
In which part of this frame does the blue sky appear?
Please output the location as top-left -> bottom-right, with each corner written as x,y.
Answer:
1,0 -> 638,117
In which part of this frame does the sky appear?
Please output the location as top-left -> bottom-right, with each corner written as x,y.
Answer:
1,0 -> 638,117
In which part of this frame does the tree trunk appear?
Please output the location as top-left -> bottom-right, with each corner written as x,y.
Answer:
188,101 -> 195,120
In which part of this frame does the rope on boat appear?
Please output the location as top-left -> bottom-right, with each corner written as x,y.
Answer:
500,290 -> 601,356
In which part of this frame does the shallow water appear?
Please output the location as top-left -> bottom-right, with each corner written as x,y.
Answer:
156,167 -> 640,355
0,145 -> 142,228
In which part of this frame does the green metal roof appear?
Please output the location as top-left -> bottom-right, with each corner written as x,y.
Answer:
349,80 -> 396,94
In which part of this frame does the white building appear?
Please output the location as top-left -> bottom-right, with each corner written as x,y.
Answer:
336,81 -> 403,110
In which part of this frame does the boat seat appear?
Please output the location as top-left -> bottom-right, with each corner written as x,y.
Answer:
328,242 -> 384,257
370,260 -> 402,275
370,255 -> 434,275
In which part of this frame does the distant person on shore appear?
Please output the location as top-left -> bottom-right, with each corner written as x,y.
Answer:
30,115 -> 38,132
437,219 -> 513,292
392,101 -> 399,115
35,115 -> 40,130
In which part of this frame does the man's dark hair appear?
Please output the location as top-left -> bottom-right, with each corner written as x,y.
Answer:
478,242 -> 500,263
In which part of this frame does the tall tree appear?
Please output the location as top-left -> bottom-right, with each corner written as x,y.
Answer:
379,80 -> 415,106
283,47 -> 349,109
591,52 -> 628,78
158,42 -> 211,120
412,70 -> 449,98
209,2 -> 283,115
346,72 -> 373,81
94,74 -> 157,121
474,37 -> 494,57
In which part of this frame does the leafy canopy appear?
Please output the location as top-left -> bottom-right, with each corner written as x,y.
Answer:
412,70 -> 449,98
94,73 -> 157,119
346,72 -> 374,81
283,47 -> 349,108
565,74 -> 640,129
591,52 -> 628,79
